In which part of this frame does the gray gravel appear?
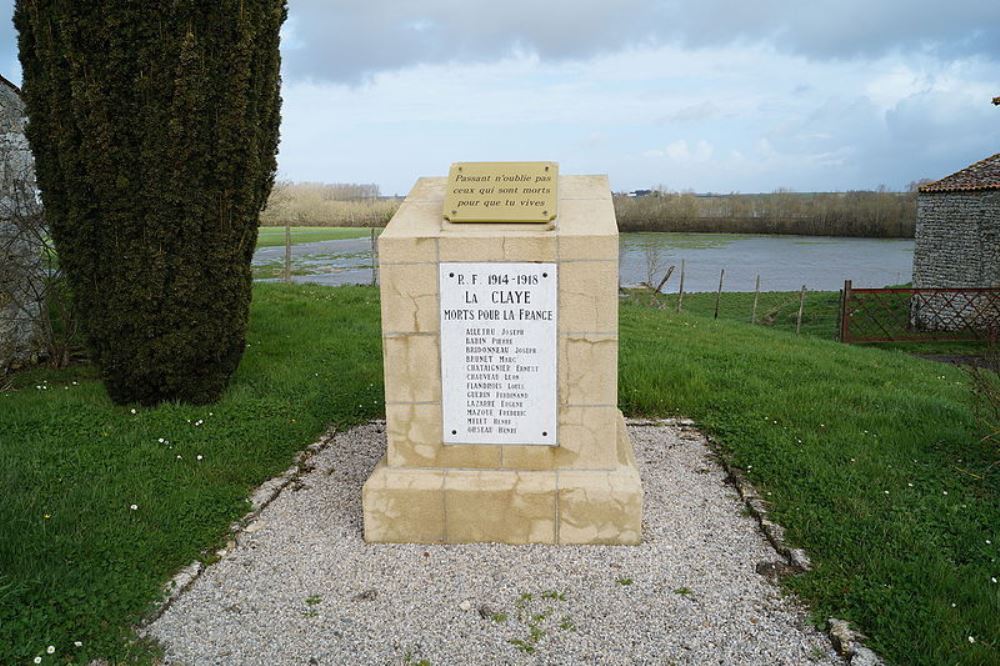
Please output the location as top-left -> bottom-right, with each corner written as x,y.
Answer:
146,422 -> 841,665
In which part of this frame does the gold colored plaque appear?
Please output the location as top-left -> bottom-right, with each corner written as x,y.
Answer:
443,162 -> 558,223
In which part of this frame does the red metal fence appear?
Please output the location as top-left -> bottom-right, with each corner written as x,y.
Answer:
839,281 -> 1000,343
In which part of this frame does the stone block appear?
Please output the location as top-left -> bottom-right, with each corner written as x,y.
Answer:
382,334 -> 441,404
558,261 -> 619,333
558,469 -> 643,545
362,462 -> 446,543
559,333 -> 617,406
379,263 -> 439,334
444,470 -> 557,544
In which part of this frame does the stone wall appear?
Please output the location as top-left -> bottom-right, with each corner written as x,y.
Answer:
1,80 -> 45,371
911,190 -> 1000,331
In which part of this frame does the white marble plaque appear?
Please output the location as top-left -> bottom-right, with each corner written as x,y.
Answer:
440,263 -> 557,445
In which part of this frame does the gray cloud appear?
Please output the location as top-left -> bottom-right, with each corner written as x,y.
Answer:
283,0 -> 1000,82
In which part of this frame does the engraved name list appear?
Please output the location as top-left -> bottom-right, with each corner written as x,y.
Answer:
439,262 -> 557,445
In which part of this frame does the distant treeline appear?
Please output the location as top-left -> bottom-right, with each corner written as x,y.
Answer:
261,181 -> 399,227
614,189 -> 917,238
263,182 -> 919,238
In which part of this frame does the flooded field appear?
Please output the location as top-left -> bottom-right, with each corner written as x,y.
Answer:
253,232 -> 915,293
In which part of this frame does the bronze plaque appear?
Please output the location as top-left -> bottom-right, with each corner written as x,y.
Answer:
443,161 -> 558,223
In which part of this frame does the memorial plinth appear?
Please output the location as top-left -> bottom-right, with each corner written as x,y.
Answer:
362,169 -> 643,545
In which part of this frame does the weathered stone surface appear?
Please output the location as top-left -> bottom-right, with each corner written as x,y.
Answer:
0,77 -> 44,372
362,423 -> 643,545
851,646 -> 884,665
912,189 -> 1000,330
364,174 -> 643,544
828,617 -> 857,656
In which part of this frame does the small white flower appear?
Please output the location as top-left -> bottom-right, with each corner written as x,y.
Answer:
209,412 -> 213,416
34,657 -> 41,664
74,641 -> 82,647
907,483 -> 913,487
197,455 -> 203,461
47,645 -> 55,654
176,455 -> 182,460
987,540 -> 992,545
130,408 -> 137,414
158,438 -> 165,444
943,491 -> 948,495
884,490 -> 889,495
992,577 -> 997,584
130,504 -> 138,511
951,603 -> 956,607
968,636 -> 975,643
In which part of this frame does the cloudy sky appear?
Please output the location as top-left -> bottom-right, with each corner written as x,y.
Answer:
2,1 -> 998,195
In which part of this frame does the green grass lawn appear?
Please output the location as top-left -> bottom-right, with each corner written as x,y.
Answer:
255,226 -> 373,248
0,285 -> 384,664
1,284 -> 997,664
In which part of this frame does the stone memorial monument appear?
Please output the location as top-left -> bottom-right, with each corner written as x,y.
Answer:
362,162 -> 643,545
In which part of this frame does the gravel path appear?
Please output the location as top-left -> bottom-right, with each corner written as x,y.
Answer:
146,422 -> 840,665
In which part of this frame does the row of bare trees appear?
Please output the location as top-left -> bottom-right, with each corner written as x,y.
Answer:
614,187 -> 919,237
261,180 -> 398,227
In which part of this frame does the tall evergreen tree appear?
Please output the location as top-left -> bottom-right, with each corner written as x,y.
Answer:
14,1 -> 287,404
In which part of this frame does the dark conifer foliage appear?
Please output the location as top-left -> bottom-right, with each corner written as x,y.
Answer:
15,1 -> 287,404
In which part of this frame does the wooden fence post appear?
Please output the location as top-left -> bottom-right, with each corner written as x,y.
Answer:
676,259 -> 685,313
370,228 -> 378,286
714,268 -> 725,320
796,284 -> 806,334
751,274 -> 760,324
283,224 -> 292,284
839,280 -> 852,342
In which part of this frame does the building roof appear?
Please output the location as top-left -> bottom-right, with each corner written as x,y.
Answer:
0,73 -> 20,95
919,153 -> 1000,193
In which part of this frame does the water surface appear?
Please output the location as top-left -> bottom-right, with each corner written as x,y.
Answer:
253,232 -> 915,293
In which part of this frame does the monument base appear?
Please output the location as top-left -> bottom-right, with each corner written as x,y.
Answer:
362,411 -> 643,545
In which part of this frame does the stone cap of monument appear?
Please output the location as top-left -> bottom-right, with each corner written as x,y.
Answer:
919,152 -> 1000,193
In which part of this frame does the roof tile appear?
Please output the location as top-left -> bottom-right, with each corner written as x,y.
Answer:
919,153 -> 1000,193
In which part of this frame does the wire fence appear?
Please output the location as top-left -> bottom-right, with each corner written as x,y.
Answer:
626,262 -> 999,351
624,263 -> 843,339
